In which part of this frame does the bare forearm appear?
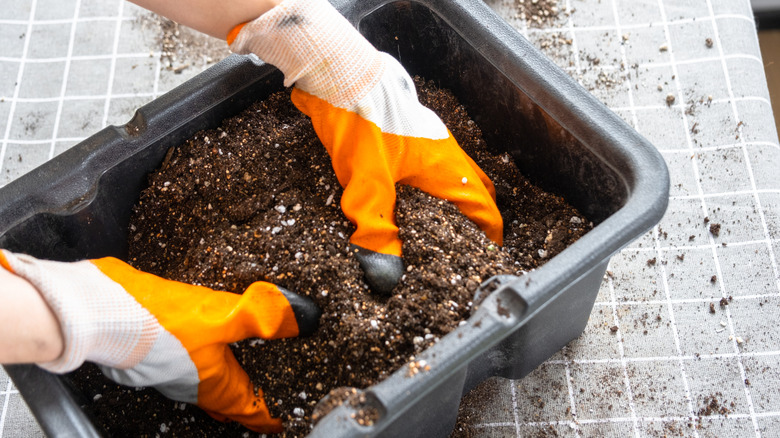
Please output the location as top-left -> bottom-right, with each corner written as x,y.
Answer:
128,0 -> 282,40
0,268 -> 64,364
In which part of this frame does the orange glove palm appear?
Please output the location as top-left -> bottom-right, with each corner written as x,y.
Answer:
0,250 -> 319,434
229,0 -> 503,294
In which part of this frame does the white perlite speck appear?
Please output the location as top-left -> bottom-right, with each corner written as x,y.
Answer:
461,177 -> 468,184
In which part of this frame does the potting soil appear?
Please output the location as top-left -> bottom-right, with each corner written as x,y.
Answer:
67,78 -> 592,437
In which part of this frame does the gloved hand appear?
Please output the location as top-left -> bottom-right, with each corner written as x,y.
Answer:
228,0 -> 504,295
0,249 -> 320,434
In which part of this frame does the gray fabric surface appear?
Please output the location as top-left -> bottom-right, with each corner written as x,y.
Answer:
1,0 -> 778,436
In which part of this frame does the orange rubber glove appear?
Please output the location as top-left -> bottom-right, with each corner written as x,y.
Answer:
228,0 -> 503,295
0,249 -> 320,434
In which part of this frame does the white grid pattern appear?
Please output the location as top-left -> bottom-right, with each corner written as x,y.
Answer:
0,380 -> 15,436
0,10 -> 171,169
1,0 -> 779,437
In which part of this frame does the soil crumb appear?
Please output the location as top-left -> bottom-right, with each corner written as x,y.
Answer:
514,0 -> 562,27
69,78 -> 591,437
709,222 -> 721,237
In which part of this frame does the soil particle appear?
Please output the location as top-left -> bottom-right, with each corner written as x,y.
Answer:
68,78 -> 591,437
310,387 -> 357,424
709,222 -> 721,237
513,0 -> 562,28
534,32 -> 573,52
346,390 -> 380,427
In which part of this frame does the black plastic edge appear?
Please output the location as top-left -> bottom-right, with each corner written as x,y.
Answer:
0,55 -> 274,237
756,9 -> 780,29
4,365 -> 102,438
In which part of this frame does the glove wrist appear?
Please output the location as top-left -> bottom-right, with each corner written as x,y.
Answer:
0,250 -> 159,373
229,0 -> 384,109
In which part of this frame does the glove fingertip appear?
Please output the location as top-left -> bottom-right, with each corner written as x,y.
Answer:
350,244 -> 404,296
277,287 -> 321,337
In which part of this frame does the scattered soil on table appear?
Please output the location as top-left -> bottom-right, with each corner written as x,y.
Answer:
68,78 -> 591,437
696,393 -> 732,418
512,4 -> 629,105
453,377 -> 561,438
513,0 -> 563,28
135,13 -> 230,74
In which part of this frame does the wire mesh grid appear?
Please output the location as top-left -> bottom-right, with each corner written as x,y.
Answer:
1,0 -> 778,437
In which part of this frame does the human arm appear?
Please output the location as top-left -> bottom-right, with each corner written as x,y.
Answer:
127,0 -> 282,40
0,266 -> 63,363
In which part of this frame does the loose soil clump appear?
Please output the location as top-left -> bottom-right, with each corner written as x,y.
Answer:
68,78 -> 591,437
697,393 -> 733,418
514,0 -> 562,27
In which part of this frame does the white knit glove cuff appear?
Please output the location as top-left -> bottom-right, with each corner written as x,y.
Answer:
229,0 -> 385,109
1,251 -> 160,374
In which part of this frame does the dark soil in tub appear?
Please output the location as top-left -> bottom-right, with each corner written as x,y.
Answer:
67,78 -> 592,437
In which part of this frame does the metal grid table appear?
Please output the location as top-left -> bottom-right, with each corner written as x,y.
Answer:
1,0 -> 778,437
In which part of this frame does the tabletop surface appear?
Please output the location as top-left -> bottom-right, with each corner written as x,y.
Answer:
1,0 -> 779,437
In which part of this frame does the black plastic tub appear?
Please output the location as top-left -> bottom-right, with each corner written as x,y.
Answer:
0,0 -> 669,436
